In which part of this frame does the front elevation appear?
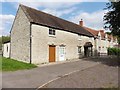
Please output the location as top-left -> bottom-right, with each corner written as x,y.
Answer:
31,24 -> 94,64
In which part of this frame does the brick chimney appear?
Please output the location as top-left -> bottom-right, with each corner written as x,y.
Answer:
79,19 -> 83,27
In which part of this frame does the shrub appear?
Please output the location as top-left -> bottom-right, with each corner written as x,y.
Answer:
107,47 -> 120,56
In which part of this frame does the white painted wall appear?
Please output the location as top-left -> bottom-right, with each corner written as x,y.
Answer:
3,42 -> 10,58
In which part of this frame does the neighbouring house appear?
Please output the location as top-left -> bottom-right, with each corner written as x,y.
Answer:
3,41 -> 10,58
80,20 -> 118,55
4,4 -> 118,64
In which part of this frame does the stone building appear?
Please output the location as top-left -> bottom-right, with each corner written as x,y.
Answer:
3,4 -> 118,64
9,4 -> 96,64
80,20 -> 118,55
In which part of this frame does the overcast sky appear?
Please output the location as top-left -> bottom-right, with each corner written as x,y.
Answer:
1,0 -> 110,36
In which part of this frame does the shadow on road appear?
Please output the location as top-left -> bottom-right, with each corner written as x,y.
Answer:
83,56 -> 120,67
83,56 -> 120,88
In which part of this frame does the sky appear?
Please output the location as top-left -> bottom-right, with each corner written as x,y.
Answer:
0,0 -> 110,36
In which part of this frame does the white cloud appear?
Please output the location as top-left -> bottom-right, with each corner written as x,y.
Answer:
0,14 -> 15,36
11,2 -> 78,10
0,14 -> 15,24
42,7 -> 76,17
10,2 -> 79,17
11,2 -> 79,17
69,10 -> 108,30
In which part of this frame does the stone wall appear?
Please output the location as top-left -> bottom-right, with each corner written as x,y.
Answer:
10,6 -> 30,63
31,24 -> 94,64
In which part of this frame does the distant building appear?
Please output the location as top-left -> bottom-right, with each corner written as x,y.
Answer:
3,41 -> 10,58
81,20 -> 118,55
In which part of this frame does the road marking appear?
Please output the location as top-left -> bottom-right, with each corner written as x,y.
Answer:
36,76 -> 61,89
36,63 -> 100,89
36,69 -> 80,89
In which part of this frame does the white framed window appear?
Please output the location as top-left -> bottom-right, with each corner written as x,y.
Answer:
49,28 -> 55,35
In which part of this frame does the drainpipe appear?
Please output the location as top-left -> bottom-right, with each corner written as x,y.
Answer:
30,23 -> 32,64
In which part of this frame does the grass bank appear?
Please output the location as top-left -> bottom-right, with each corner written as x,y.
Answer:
0,57 -> 37,71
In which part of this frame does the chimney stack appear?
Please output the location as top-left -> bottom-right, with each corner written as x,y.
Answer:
79,19 -> 83,27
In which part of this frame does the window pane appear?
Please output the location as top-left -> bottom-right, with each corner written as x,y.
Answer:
53,30 -> 55,35
49,28 -> 55,35
49,29 -> 52,35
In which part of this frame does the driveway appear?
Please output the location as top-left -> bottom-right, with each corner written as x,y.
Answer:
2,56 -> 119,89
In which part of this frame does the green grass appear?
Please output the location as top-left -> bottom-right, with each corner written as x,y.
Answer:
0,57 -> 37,71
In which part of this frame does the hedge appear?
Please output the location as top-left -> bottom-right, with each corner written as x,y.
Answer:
107,47 -> 120,56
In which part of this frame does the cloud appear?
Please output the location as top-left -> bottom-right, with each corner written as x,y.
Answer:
10,2 -> 79,17
0,14 -> 15,24
42,7 -> 77,17
69,10 -> 108,30
11,2 -> 78,10
0,14 -> 15,36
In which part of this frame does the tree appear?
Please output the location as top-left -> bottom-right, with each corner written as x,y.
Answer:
2,36 -> 10,43
106,32 -> 112,35
0,36 -> 10,50
104,1 -> 120,36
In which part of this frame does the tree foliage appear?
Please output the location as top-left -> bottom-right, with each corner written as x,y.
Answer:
104,1 -> 120,36
0,36 -> 10,50
0,36 -> 10,44
2,36 -> 10,43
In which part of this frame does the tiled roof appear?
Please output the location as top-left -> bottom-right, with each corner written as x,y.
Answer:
83,27 -> 99,36
84,27 -> 112,40
20,4 -> 93,37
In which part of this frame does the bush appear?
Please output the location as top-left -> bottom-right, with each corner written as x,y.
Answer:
107,47 -> 120,56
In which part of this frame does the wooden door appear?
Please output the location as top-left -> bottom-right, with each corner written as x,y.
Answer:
49,45 -> 56,62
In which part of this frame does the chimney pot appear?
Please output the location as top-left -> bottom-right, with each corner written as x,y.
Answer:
79,19 -> 83,27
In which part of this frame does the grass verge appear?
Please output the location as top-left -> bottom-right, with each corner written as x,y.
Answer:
0,57 -> 37,71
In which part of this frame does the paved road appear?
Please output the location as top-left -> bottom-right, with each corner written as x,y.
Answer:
2,57 -> 119,89
42,64 -> 118,88
2,58 -> 100,88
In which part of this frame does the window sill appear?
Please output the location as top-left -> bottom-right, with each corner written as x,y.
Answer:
78,39 -> 82,41
49,35 -> 56,38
